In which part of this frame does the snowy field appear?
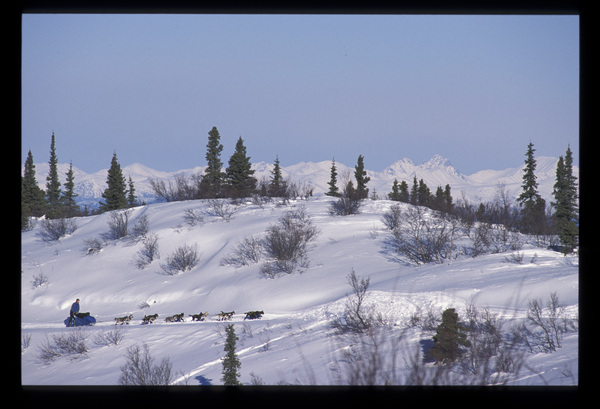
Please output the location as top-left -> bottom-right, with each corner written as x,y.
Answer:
21,195 -> 578,386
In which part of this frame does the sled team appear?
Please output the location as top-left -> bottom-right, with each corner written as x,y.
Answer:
113,310 -> 264,325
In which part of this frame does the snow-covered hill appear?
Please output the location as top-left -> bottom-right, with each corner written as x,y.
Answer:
26,155 -> 579,210
21,196 -> 578,386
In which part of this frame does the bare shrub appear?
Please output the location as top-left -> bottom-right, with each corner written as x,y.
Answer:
37,329 -> 89,364
329,181 -> 361,216
136,233 -> 160,269
382,203 -> 403,231
183,208 -> 205,227
101,209 -> 131,240
261,206 -> 319,275
84,237 -> 105,255
390,206 -> 453,265
220,235 -> 263,268
149,173 -> 200,202
118,343 -> 174,385
160,243 -> 200,275
331,269 -> 376,334
129,214 -> 150,241
37,217 -> 78,242
524,292 -> 570,352
206,199 -> 237,221
31,271 -> 49,288
94,326 -> 126,346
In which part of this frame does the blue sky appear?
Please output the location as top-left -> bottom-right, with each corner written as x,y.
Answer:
21,14 -> 579,175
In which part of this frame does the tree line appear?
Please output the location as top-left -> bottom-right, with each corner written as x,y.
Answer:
22,130 -> 578,254
21,132 -> 141,229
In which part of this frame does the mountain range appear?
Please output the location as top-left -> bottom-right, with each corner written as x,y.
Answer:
27,154 -> 578,209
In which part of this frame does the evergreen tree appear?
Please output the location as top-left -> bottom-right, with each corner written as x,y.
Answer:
552,145 -> 579,254
202,126 -> 225,197
417,179 -> 431,206
221,324 -> 241,386
45,132 -> 62,217
127,176 -> 137,207
410,176 -> 418,205
225,136 -> 256,198
430,308 -> 471,364
354,155 -> 370,199
444,184 -> 453,212
398,180 -> 409,203
22,150 -> 46,225
326,158 -> 340,197
99,152 -> 128,212
388,179 -> 401,201
433,185 -> 445,211
61,161 -> 79,216
268,155 -> 286,197
517,142 -> 546,234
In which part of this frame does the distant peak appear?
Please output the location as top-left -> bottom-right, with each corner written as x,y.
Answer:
422,154 -> 451,168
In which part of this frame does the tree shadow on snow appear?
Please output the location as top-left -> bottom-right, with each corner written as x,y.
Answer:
420,339 -> 435,363
195,375 -> 213,385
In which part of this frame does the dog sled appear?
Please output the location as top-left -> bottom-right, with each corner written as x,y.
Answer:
64,312 -> 96,327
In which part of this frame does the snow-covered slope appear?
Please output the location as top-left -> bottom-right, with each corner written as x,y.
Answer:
26,155 -> 579,210
21,196 -> 578,386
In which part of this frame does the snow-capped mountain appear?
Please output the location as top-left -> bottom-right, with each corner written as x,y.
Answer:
26,155 -> 578,209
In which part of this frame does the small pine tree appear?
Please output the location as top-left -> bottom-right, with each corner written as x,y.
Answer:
225,136 -> 256,198
99,152 -> 128,212
417,179 -> 431,206
61,161 -> 79,216
22,150 -> 46,220
268,155 -> 286,197
517,142 -> 546,234
552,145 -> 579,254
354,155 -> 370,199
430,308 -> 471,364
388,179 -> 401,201
410,176 -> 418,205
398,180 -> 409,203
326,158 -> 340,197
202,126 -> 225,198
127,176 -> 137,207
45,132 -> 63,217
221,324 -> 241,386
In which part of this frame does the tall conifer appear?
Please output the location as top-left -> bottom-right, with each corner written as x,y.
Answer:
354,155 -> 370,199
45,132 -> 62,217
221,324 -> 241,386
203,126 -> 225,197
226,136 -> 256,198
326,158 -> 340,197
552,145 -> 578,253
517,142 -> 546,234
99,152 -> 128,212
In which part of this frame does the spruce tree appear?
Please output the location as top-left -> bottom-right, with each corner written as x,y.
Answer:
203,126 -> 225,198
552,145 -> 579,254
410,176 -> 418,205
430,308 -> 471,364
127,176 -> 137,207
444,184 -> 453,212
517,142 -> 546,234
417,179 -> 431,206
398,180 -> 409,203
225,136 -> 256,198
326,158 -> 340,197
354,155 -> 370,199
45,132 -> 62,217
268,155 -> 286,197
221,324 -> 241,386
22,150 -> 46,225
99,152 -> 128,212
61,161 -> 79,216
388,179 -> 401,201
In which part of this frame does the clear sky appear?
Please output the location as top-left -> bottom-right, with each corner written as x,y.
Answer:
21,13 -> 579,175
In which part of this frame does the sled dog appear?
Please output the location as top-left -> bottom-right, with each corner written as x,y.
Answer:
115,314 -> 133,325
142,313 -> 158,324
244,310 -> 264,320
217,311 -> 235,321
165,313 -> 185,323
189,312 -> 209,321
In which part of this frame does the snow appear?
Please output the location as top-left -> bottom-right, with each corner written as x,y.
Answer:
21,195 -> 578,386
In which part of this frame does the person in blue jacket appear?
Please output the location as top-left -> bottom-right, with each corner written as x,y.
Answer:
69,298 -> 80,327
